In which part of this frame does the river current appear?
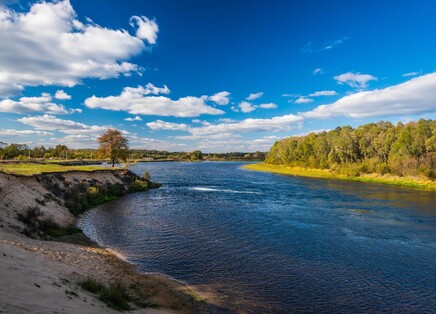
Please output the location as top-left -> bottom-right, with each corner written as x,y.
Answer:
79,162 -> 436,313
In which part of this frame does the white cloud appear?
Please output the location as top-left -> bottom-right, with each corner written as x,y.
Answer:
128,135 -> 188,151
124,116 -> 142,121
173,133 -> 241,140
322,37 -> 348,51
313,68 -> 323,75
282,93 -> 300,97
334,72 -> 377,89
246,92 -> 263,101
302,73 -> 436,119
146,120 -> 190,131
17,114 -> 110,135
124,83 -> 170,96
84,85 -> 224,117
209,91 -> 230,105
402,72 -> 419,77
218,118 -> 236,123
0,129 -> 53,136
129,16 -> 158,44
238,101 -> 256,113
0,93 -> 79,114
190,114 -> 303,136
258,103 -> 277,109
308,90 -> 337,97
295,97 -> 313,104
0,0 -> 157,96
54,90 -> 72,100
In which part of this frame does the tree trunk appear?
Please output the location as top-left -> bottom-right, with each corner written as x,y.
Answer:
112,158 -> 115,167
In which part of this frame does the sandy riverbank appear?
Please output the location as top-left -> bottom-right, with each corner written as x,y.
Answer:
0,169 -> 228,313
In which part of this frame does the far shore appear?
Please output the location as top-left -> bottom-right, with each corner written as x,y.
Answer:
243,163 -> 436,191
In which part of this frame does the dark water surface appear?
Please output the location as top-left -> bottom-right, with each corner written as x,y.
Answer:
79,162 -> 436,313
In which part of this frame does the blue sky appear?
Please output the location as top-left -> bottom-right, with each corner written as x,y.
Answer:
0,0 -> 435,152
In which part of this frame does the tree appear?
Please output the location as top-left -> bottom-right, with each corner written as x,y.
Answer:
98,128 -> 129,167
190,150 -> 203,160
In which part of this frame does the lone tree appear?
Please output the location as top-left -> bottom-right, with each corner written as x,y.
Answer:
98,128 -> 129,167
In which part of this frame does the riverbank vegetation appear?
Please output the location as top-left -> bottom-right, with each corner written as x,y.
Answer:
244,163 -> 436,190
0,142 -> 266,162
249,119 -> 436,189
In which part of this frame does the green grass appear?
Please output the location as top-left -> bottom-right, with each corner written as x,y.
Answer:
0,163 -> 116,175
243,163 -> 436,191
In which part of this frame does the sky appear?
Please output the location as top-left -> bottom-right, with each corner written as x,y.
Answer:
0,0 -> 436,152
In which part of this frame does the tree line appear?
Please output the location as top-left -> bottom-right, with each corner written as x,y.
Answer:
265,119 -> 436,179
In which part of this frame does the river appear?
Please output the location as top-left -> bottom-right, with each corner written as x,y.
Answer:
79,161 -> 436,313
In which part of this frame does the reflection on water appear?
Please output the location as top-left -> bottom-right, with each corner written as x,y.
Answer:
79,162 -> 436,313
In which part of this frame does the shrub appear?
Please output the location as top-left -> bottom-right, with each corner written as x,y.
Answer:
79,278 -> 131,311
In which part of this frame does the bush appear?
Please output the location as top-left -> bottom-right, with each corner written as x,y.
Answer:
79,278 -> 131,311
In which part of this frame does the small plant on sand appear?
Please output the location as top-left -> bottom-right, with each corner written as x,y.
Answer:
79,277 -> 132,311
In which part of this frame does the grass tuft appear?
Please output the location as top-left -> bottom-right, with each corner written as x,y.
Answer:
78,278 -> 132,311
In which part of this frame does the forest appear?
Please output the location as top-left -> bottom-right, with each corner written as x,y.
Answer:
265,119 -> 436,179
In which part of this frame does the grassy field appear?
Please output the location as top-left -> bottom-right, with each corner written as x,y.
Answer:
0,163 -> 116,175
243,163 -> 436,191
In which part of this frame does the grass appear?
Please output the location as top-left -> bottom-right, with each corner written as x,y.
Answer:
79,277 -> 154,311
0,163 -> 115,175
243,163 -> 436,191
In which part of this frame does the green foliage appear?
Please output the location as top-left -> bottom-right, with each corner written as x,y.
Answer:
266,119 -> 436,179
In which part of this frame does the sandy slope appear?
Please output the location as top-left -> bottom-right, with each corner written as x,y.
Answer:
0,170 -> 227,313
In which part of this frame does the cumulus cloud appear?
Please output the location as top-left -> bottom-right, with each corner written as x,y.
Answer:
0,93 -> 79,114
129,16 -> 158,44
146,120 -> 190,131
236,101 -> 277,112
334,72 -> 377,89
54,90 -> 72,100
125,83 -> 170,95
308,90 -> 337,97
124,116 -> 142,121
209,91 -> 230,105
238,101 -> 256,113
85,85 -> 224,117
17,114 -> 110,135
258,103 -> 277,109
246,92 -> 263,101
295,97 -> 313,104
302,73 -> 436,119
0,0 -> 157,96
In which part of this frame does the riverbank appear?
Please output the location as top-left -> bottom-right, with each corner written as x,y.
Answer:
243,163 -> 436,190
0,169 -> 223,313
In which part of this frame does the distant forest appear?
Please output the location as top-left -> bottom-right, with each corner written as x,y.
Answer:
266,119 -> 436,179
0,142 -> 266,162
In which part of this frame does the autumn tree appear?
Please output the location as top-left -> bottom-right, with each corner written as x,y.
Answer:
98,128 -> 129,167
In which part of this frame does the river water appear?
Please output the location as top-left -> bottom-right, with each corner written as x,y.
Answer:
79,162 -> 436,313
